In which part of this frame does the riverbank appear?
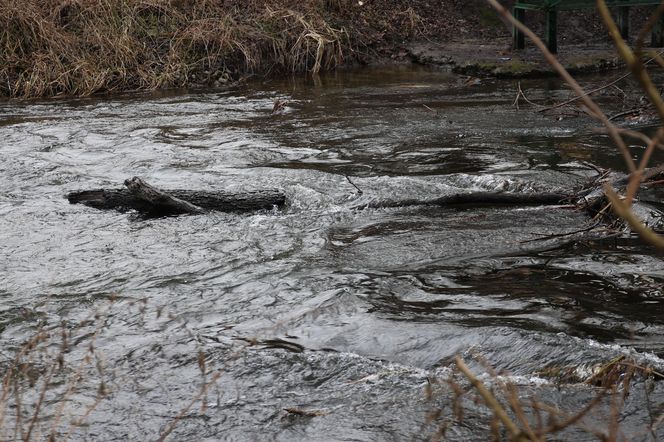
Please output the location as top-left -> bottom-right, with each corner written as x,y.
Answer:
0,0 -> 654,98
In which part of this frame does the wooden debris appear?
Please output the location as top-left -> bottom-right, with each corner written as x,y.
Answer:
67,176 -> 287,217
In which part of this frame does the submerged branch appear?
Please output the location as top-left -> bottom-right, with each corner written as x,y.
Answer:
359,191 -> 572,210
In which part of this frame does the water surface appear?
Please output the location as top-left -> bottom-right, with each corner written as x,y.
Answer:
1,66 -> 664,440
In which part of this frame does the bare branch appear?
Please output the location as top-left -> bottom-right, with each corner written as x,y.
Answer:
455,356 -> 530,441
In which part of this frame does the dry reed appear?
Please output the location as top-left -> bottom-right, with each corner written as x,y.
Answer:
0,0 -> 427,98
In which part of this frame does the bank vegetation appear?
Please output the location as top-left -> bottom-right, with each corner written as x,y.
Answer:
0,0 -> 439,98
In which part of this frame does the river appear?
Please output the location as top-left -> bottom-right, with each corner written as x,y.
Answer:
1,66 -> 664,440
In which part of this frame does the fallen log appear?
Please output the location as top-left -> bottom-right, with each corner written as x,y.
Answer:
360,166 -> 664,213
361,191 -> 573,209
68,176 -> 286,216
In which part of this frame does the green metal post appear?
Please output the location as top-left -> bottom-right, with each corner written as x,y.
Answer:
513,7 -> 526,49
653,10 -> 664,47
617,7 -> 629,39
545,7 -> 558,53
512,0 -> 663,52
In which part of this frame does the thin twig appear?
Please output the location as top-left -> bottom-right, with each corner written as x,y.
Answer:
514,81 -> 546,109
455,356 -> 529,441
651,405 -> 664,432
48,305 -> 114,438
644,379 -> 659,440
626,127 -> 664,204
423,104 -> 438,115
615,128 -> 664,150
345,175 -> 363,194
641,179 -> 664,187
537,52 -> 663,114
157,372 -> 221,442
521,221 -> 602,243
538,71 -> 631,113
63,387 -> 107,441
504,383 -> 539,441
608,108 -> 641,121
540,389 -> 607,435
24,357 -> 58,441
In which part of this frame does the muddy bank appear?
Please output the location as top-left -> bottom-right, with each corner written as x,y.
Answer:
406,40 -> 626,78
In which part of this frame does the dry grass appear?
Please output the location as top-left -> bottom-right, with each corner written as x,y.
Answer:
0,299 -> 220,441
425,355 -> 664,441
0,304 -> 113,440
0,0 -> 430,98
0,0 -> 348,98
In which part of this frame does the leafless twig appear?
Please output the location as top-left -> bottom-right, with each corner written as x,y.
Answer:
157,372 -> 221,442
345,175 -> 363,194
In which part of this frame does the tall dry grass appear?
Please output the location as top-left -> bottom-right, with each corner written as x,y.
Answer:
0,0 -> 383,98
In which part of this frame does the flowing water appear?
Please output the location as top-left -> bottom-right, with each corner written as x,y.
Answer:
2,66 -> 664,440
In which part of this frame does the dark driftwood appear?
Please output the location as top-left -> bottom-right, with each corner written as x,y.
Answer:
68,176 -> 286,216
361,191 -> 573,209
125,177 -> 206,215
397,167 -> 664,211
576,166 -> 664,214
429,192 -> 572,205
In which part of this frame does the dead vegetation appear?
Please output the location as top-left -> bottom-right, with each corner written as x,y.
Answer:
0,303 -> 113,440
0,0 -> 434,98
0,299 -> 221,440
425,355 -> 664,441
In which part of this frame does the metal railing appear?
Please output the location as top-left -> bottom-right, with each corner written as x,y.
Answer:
513,0 -> 664,52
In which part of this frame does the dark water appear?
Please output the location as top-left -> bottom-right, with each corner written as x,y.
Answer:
1,66 -> 664,440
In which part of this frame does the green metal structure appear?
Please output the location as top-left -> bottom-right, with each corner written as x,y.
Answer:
513,0 -> 664,53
